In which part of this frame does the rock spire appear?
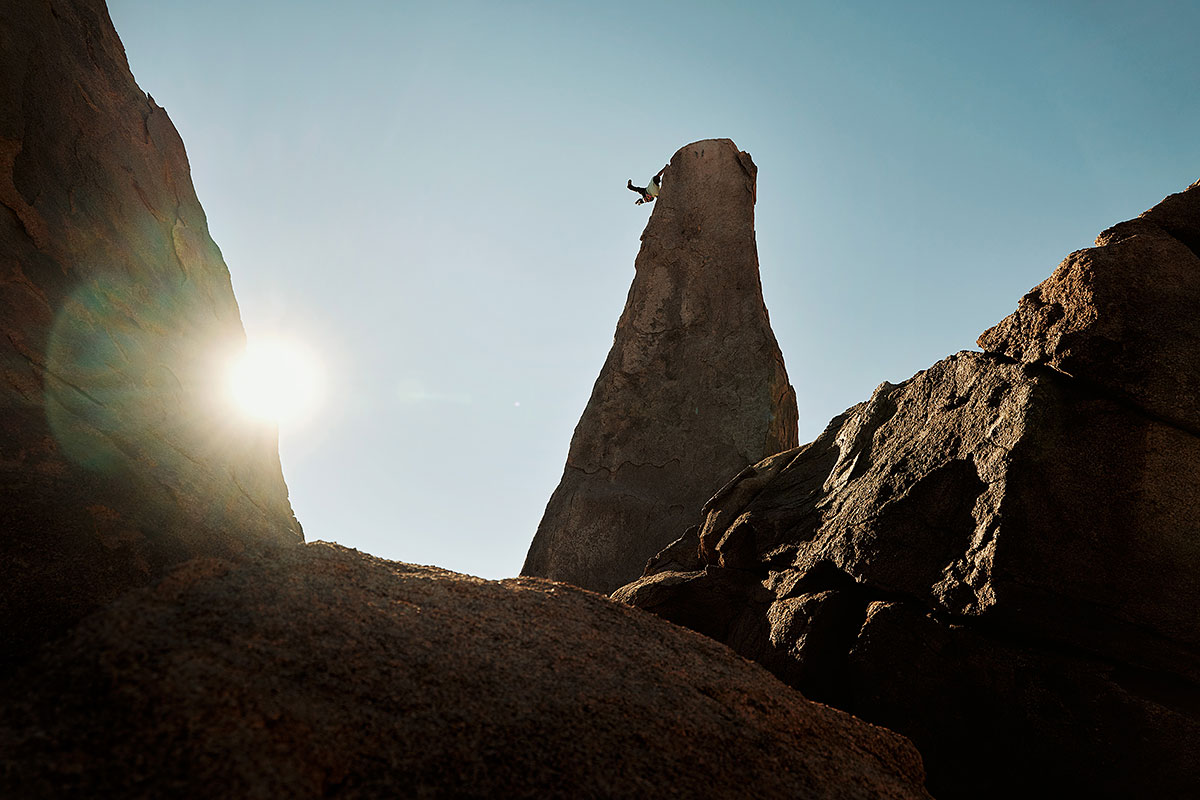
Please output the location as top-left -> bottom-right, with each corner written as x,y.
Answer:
522,138 -> 797,594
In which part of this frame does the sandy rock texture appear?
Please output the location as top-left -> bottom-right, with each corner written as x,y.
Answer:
0,543 -> 931,800
0,0 -> 302,666
523,138 -> 797,594
616,182 -> 1200,799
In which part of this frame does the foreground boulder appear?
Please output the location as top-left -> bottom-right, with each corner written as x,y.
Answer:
0,0 -> 301,665
0,543 -> 931,799
522,139 -> 797,594
616,181 -> 1200,799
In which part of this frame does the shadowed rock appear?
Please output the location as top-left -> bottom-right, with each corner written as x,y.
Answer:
523,138 -> 797,594
0,543 -> 932,800
979,178 -> 1200,431
616,181 -> 1200,799
0,0 -> 301,668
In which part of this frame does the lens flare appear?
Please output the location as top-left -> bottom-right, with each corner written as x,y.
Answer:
227,337 -> 322,426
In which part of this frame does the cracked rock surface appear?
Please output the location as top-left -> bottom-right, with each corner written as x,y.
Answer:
615,181 -> 1200,799
0,543 -> 932,800
522,139 -> 797,594
0,0 -> 301,668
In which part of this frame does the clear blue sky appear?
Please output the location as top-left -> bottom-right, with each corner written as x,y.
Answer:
107,0 -> 1199,580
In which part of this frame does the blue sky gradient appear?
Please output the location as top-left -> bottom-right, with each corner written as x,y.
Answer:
107,0 -> 1200,578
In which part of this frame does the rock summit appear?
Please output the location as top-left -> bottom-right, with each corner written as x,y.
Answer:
522,139 -> 797,594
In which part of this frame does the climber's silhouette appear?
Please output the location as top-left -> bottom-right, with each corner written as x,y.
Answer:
628,166 -> 667,205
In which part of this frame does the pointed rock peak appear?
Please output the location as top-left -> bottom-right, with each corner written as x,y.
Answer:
522,139 -> 797,595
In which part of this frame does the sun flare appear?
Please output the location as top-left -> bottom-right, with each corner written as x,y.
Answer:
227,337 -> 322,426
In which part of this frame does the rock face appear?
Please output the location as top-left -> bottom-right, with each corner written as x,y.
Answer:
523,139 -> 798,594
0,543 -> 932,800
0,0 -> 301,668
616,182 -> 1200,799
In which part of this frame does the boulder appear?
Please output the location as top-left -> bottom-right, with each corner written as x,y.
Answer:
0,0 -> 301,668
616,182 -> 1200,799
0,543 -> 932,800
979,178 -> 1200,431
523,139 -> 797,594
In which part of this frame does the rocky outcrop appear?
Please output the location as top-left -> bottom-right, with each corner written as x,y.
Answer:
523,139 -> 797,594
0,543 -> 932,800
616,182 -> 1200,798
978,179 -> 1200,432
0,0 -> 301,668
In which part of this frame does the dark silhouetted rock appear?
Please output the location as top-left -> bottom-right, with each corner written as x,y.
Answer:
616,182 -> 1200,799
522,139 -> 797,594
0,543 -> 932,800
979,178 -> 1200,431
0,0 -> 301,668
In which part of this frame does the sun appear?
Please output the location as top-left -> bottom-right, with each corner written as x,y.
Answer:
227,337 -> 322,426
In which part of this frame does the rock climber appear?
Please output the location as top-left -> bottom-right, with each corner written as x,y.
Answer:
627,166 -> 667,205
